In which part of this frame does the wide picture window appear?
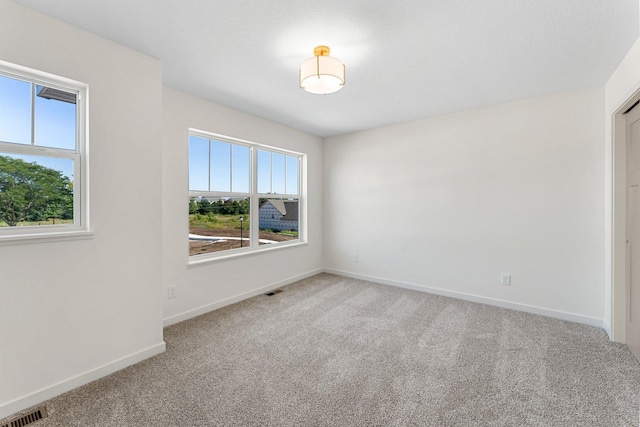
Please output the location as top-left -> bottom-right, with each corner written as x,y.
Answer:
0,62 -> 88,240
188,131 -> 303,260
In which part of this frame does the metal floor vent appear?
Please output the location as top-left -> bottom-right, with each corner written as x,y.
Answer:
265,289 -> 283,296
2,407 -> 48,427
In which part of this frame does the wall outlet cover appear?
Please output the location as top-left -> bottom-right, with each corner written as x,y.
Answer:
168,285 -> 177,299
501,274 -> 511,286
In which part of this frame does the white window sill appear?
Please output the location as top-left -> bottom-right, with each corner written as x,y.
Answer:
0,229 -> 94,246
188,240 -> 307,268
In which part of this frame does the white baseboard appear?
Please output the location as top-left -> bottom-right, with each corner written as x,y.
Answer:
603,319 -> 612,339
0,342 -> 166,421
324,268 -> 604,329
163,268 -> 324,327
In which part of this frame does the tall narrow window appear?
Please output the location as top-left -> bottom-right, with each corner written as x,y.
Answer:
188,131 -> 303,260
0,61 -> 88,240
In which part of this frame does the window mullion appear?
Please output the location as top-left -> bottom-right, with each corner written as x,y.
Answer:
207,139 -> 211,192
30,83 -> 35,146
0,141 -> 77,158
229,142 -> 233,193
298,156 -> 302,197
73,152 -> 81,227
251,147 -> 258,249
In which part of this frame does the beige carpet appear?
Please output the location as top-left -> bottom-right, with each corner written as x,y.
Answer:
4,273 -> 640,426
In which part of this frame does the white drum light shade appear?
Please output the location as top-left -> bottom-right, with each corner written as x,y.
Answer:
300,46 -> 345,95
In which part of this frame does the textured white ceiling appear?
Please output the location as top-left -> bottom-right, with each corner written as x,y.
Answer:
11,0 -> 640,137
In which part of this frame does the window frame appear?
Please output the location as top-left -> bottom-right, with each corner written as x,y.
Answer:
188,129 -> 305,265
0,60 -> 90,244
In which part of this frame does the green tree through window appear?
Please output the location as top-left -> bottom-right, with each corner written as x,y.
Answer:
0,155 -> 73,226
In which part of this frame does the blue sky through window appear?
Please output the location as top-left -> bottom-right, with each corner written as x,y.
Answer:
189,135 -> 209,191
272,153 -> 285,194
286,155 -> 298,194
0,75 -> 32,144
257,149 -> 271,193
256,149 -> 299,195
188,135 -> 300,196
0,74 -> 77,180
189,136 -> 250,193
258,150 -> 299,194
210,140 -> 231,191
231,144 -> 249,193
35,86 -> 76,150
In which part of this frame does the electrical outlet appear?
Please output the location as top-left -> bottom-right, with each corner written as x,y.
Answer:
501,274 -> 511,286
352,253 -> 359,263
168,285 -> 177,299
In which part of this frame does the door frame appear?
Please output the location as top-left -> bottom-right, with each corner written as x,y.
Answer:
611,88 -> 640,342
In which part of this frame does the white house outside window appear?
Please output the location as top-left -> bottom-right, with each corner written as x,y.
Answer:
188,130 -> 304,261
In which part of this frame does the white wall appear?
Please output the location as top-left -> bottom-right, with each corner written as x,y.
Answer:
604,36 -> 640,340
162,87 -> 323,324
0,1 -> 164,419
324,87 -> 605,325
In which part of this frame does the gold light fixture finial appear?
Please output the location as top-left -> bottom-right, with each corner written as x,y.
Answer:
300,45 -> 345,95
314,45 -> 330,57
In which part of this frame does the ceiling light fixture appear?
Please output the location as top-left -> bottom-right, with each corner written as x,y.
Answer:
299,45 -> 345,95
